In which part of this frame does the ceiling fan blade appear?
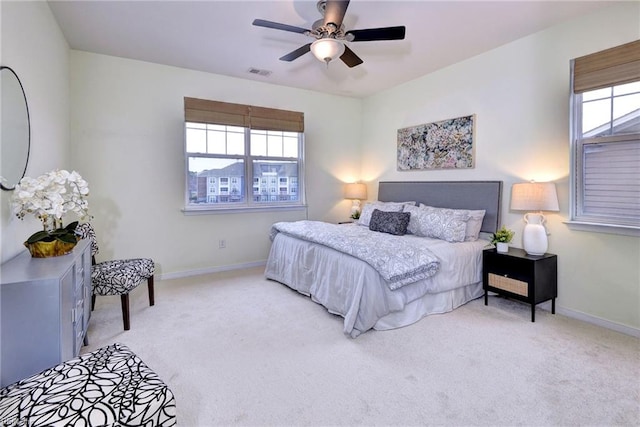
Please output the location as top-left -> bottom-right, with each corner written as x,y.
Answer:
252,19 -> 309,35
323,0 -> 350,28
279,43 -> 312,62
340,45 -> 363,68
346,26 -> 406,42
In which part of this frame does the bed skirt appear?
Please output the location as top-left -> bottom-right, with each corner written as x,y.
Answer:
372,281 -> 483,330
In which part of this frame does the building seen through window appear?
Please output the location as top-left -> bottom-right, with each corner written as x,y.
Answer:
186,123 -> 303,208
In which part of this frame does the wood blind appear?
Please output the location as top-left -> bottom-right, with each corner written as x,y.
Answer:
573,40 -> 640,93
184,97 -> 304,132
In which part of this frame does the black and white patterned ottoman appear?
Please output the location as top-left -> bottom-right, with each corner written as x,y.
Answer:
0,343 -> 176,426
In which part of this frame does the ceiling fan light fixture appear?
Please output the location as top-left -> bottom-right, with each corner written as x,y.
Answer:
310,38 -> 345,64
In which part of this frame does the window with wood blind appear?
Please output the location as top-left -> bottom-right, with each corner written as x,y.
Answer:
569,40 -> 640,235
183,97 -> 305,212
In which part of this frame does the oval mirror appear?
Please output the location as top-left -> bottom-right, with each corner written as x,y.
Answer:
1,66 -> 31,191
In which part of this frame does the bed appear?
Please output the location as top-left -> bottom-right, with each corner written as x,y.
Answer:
265,180 -> 503,338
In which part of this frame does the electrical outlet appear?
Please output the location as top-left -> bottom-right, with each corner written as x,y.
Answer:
219,239 -> 226,249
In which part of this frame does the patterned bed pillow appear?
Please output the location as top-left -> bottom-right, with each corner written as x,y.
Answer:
405,205 -> 469,242
463,209 -> 486,241
358,202 -> 411,227
418,204 -> 486,241
369,209 -> 411,236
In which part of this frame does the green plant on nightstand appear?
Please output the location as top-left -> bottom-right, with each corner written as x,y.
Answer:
490,226 -> 515,244
490,226 -> 514,253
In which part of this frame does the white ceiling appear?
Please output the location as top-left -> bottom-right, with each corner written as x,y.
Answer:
48,0 -> 616,98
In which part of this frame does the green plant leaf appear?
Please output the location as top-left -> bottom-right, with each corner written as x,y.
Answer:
26,231 -> 54,244
56,233 -> 79,244
50,228 -> 70,237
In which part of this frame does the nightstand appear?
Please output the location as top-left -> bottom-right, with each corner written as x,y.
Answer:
483,247 -> 557,322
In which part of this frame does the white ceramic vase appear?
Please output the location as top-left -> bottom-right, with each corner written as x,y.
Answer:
496,242 -> 509,253
523,213 -> 548,256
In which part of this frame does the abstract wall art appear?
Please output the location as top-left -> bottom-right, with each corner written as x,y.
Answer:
397,115 -> 475,170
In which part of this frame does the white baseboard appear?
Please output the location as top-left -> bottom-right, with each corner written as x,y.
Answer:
158,260 -> 267,281
550,304 -> 640,338
502,300 -> 639,338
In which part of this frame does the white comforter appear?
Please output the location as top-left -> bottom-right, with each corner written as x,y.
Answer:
270,221 -> 440,289
265,226 -> 487,337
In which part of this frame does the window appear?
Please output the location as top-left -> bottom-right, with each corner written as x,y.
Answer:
569,40 -> 640,234
184,97 -> 305,211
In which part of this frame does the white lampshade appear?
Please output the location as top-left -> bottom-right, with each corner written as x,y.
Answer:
344,183 -> 367,218
344,183 -> 367,200
511,182 -> 559,212
510,182 -> 559,256
310,38 -> 345,64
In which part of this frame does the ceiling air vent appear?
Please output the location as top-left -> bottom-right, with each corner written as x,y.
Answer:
247,67 -> 272,77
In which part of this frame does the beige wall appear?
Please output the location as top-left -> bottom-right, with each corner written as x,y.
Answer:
0,1 -> 70,262
361,2 -> 640,332
69,52 -> 362,276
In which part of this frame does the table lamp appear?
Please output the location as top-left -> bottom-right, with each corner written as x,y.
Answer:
510,182 -> 559,256
344,183 -> 367,218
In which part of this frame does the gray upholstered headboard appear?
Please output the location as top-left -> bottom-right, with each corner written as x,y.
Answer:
377,181 -> 503,234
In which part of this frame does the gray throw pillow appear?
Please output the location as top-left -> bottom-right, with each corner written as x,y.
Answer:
369,209 -> 411,236
357,202 -> 407,227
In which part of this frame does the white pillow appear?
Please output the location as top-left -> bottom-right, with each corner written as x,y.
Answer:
358,201 -> 413,227
405,205 -> 469,243
419,204 -> 486,242
464,209 -> 486,241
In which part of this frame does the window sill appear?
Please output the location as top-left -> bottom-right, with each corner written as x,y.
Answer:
564,220 -> 640,237
182,204 -> 308,216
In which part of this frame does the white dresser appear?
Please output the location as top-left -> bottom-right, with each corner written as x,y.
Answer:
0,238 -> 92,387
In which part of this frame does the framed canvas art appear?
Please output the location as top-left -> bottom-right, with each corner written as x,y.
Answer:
397,115 -> 475,170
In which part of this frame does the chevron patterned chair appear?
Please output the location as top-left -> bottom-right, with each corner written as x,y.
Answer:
76,223 -> 155,330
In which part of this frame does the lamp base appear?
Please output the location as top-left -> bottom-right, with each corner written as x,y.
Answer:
350,199 -> 362,217
523,213 -> 548,256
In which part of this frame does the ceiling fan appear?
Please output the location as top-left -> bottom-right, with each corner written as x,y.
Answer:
253,0 -> 406,68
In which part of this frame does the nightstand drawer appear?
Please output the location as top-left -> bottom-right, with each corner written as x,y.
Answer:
488,273 -> 528,297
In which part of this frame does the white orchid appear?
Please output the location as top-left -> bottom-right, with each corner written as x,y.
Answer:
11,169 -> 90,232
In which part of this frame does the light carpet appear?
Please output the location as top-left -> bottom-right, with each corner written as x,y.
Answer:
82,266 -> 639,426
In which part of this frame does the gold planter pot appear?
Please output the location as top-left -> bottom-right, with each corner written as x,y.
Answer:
25,239 -> 78,258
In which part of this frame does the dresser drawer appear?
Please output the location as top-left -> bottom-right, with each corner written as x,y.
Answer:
488,273 -> 528,297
